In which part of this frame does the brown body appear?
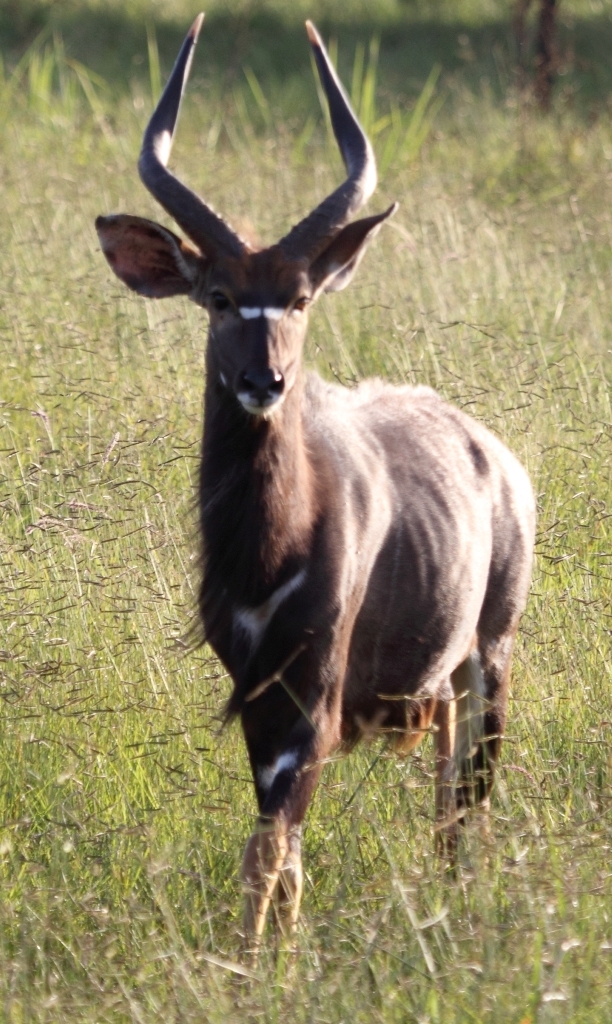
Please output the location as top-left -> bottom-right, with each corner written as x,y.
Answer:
96,17 -> 536,954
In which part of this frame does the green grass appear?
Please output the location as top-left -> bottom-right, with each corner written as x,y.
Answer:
2,1 -> 612,1020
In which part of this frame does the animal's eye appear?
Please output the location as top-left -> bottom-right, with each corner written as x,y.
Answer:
211,291 -> 230,312
293,297 -> 310,313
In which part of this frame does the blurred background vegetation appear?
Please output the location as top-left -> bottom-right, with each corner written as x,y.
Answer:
0,2 -> 605,111
1,0 -> 612,108
2,0 -> 612,210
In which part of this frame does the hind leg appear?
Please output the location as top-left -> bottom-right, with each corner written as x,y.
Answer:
452,632 -> 517,815
433,696 -> 460,859
433,640 -> 509,859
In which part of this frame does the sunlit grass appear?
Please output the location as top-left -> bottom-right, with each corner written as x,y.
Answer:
2,2 -> 612,1021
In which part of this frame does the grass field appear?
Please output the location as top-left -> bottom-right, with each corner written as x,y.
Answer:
2,1 -> 612,1020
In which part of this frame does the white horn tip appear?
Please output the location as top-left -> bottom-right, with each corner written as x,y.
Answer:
190,13 -> 205,40
305,20 -> 321,47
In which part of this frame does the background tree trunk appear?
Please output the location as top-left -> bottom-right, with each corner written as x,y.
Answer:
514,0 -> 558,107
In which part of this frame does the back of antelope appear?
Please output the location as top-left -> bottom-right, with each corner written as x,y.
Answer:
96,15 -> 535,956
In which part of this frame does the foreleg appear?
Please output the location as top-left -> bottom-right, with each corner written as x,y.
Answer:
240,714 -> 327,956
241,817 -> 290,944
274,827 -> 303,942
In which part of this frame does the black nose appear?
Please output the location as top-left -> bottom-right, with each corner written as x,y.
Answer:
240,367 -> 284,400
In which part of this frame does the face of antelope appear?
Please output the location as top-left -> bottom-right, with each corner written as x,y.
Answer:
95,213 -> 396,417
203,252 -> 311,415
95,16 -> 396,422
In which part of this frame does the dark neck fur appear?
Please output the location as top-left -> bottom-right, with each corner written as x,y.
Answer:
198,353 -> 315,632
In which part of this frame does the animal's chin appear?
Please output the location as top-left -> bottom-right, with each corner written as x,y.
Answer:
237,392 -> 285,418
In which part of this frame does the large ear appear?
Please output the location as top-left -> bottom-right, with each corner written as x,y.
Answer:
95,214 -> 206,298
308,203 -> 398,296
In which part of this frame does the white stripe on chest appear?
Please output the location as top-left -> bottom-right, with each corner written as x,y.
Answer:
234,569 -> 306,651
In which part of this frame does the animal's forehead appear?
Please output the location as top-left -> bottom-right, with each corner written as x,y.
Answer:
209,249 -> 309,301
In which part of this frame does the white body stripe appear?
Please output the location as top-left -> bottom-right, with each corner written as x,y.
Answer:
234,569 -> 306,650
258,750 -> 298,792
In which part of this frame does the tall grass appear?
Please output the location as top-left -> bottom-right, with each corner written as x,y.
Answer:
2,3 -> 612,1021
0,28 -> 108,137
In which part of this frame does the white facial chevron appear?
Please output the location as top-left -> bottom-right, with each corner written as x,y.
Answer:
239,306 -> 284,321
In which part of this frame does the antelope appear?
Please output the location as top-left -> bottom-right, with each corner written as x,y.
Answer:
96,16 -> 535,953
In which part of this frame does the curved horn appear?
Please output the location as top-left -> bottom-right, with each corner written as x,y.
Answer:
138,14 -> 245,259
279,21 -> 377,262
